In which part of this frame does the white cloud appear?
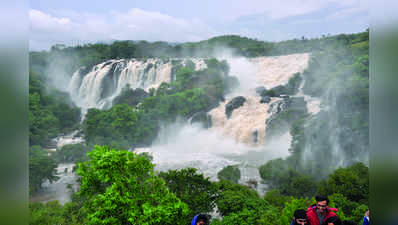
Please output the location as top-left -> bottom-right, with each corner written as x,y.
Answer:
326,6 -> 367,21
29,8 -> 217,50
215,0 -> 366,21
30,9 -> 72,31
29,1 -> 368,50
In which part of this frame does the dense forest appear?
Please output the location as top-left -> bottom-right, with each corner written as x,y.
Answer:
29,30 -> 369,224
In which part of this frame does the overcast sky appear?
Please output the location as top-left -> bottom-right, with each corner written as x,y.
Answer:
29,0 -> 368,51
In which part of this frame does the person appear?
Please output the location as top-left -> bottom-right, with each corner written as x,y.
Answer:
362,210 -> 369,225
191,214 -> 209,225
307,195 -> 338,225
322,216 -> 342,225
290,209 -> 308,225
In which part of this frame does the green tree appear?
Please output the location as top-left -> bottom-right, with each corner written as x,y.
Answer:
54,143 -> 91,163
259,158 -> 317,198
217,165 -> 241,184
159,168 -> 217,224
318,162 -> 369,204
215,180 -> 267,216
29,146 -> 59,195
77,146 -> 189,225
279,198 -> 312,225
263,189 -> 291,209
29,201 -> 65,225
213,181 -> 273,225
29,70 -> 80,146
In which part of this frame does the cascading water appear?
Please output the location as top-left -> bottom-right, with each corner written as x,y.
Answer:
30,163 -> 77,204
68,58 -> 207,113
43,53 -> 315,202
134,53 -> 312,192
209,53 -> 310,146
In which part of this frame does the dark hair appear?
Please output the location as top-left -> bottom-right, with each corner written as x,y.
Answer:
342,220 -> 358,225
197,214 -> 209,224
315,194 -> 330,205
294,209 -> 307,219
322,216 -> 342,225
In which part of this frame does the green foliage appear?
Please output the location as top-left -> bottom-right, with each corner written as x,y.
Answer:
215,180 -> 268,217
29,201 -> 65,225
293,35 -> 369,177
30,30 -> 369,79
328,193 -> 358,219
29,146 -> 59,195
29,31 -> 369,224
54,143 -> 91,163
77,146 -> 189,225
349,204 -> 368,224
256,206 -> 281,225
83,62 -> 229,148
112,85 -> 149,107
263,189 -> 292,209
259,158 -> 317,198
280,198 -> 312,225
29,92 -> 60,146
83,104 -> 139,148
318,162 -> 369,204
29,70 -> 80,146
217,165 -> 241,184
29,193 -> 89,225
159,168 -> 217,224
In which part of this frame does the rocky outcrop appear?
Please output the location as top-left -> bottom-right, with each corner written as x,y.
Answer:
225,96 -> 246,118
256,86 -> 277,103
265,96 -> 307,139
252,130 -> 259,144
260,96 -> 271,104
190,111 -> 212,129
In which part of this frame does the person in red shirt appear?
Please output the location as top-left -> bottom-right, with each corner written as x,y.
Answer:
307,195 -> 338,225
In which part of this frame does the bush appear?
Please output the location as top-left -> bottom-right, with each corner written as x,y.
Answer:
218,165 -> 241,184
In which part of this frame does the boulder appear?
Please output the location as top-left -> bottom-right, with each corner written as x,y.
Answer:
265,96 -> 308,140
225,96 -> 246,118
260,95 -> 271,104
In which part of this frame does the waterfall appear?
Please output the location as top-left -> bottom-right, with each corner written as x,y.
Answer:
209,53 -> 310,146
68,58 -> 207,113
65,53 -> 313,185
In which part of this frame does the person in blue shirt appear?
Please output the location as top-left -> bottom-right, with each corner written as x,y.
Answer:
362,210 -> 369,225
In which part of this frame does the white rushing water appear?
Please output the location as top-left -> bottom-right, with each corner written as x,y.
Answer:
208,53 -> 310,146
135,123 -> 292,193
134,53 -> 311,190
45,53 -> 315,200
54,130 -> 84,149
68,58 -> 207,113
32,163 -> 77,204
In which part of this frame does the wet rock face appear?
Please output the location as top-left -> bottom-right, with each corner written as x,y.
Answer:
265,96 -> 307,139
225,96 -> 246,119
190,111 -> 212,129
252,130 -> 258,144
260,96 -> 271,104
256,86 -> 279,99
